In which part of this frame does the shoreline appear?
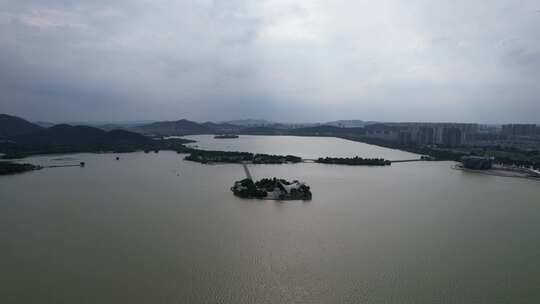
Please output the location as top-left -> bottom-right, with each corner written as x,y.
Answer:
453,164 -> 540,181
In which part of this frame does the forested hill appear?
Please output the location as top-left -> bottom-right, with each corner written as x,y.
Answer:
9,124 -> 151,147
1,123 -> 155,157
131,119 -> 239,136
0,114 -> 43,137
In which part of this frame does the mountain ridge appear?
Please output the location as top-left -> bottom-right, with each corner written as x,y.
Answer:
0,114 -> 43,138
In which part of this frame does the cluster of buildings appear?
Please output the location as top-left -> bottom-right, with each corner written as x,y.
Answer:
362,122 -> 540,149
364,123 -> 479,147
482,124 -> 540,150
501,124 -> 539,137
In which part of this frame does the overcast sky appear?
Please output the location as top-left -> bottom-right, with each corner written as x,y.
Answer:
1,0 -> 539,123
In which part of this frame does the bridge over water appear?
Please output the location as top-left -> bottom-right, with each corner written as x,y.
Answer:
241,162 -> 253,180
302,158 -> 422,163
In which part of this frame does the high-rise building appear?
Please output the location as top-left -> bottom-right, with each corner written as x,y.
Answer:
398,131 -> 413,145
501,124 -> 537,137
371,122 -> 478,146
442,127 -> 462,147
417,126 -> 435,145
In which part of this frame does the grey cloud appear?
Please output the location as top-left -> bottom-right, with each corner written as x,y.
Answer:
0,0 -> 539,123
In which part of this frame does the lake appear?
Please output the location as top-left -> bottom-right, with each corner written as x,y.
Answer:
183,134 -> 419,160
1,136 -> 539,303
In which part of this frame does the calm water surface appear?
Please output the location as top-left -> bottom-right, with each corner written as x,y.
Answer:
1,136 -> 540,303
183,134 -> 419,160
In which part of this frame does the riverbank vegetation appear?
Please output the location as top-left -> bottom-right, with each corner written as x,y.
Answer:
480,147 -> 540,170
316,156 -> 391,166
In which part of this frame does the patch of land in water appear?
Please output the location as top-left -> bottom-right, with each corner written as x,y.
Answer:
214,134 -> 239,139
316,156 -> 391,166
184,150 -> 302,164
0,161 -> 42,175
231,178 -> 312,200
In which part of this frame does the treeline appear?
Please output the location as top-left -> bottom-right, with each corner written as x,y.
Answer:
185,150 -> 302,164
493,156 -> 540,170
254,177 -> 312,200
255,177 -> 289,191
316,156 -> 391,166
466,147 -> 540,170
185,150 -> 252,163
231,178 -> 267,198
253,154 -> 302,164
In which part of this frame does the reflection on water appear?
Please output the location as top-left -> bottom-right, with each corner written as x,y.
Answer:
1,136 -> 540,303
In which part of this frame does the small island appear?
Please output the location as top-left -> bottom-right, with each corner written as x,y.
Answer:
316,156 -> 391,166
214,134 -> 239,139
231,178 -> 312,200
0,161 -> 42,175
185,150 -> 302,164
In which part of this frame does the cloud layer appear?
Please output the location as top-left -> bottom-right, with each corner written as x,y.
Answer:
1,0 -> 539,123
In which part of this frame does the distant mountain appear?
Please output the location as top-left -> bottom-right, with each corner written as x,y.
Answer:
111,118 -> 383,136
201,121 -> 239,132
34,121 -> 56,128
225,119 -> 307,130
5,124 -> 151,153
323,120 -> 378,128
97,121 -> 155,131
236,125 -> 367,137
0,114 -> 43,138
133,119 -> 211,136
225,119 -> 275,127
133,119 -> 240,136
31,120 -> 157,131
239,126 -> 289,135
290,126 -> 366,136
